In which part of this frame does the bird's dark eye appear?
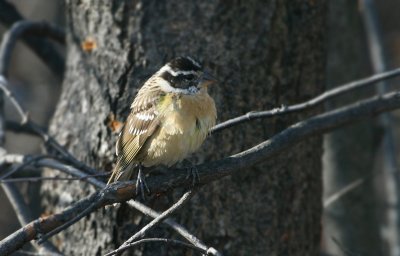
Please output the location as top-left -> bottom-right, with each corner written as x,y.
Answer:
183,74 -> 195,81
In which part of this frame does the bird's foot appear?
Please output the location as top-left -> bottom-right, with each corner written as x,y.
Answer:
186,164 -> 200,186
136,166 -> 150,200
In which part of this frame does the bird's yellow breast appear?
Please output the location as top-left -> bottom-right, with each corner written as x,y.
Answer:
141,91 -> 216,167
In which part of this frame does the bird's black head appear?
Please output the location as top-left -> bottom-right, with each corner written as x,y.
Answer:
157,56 -> 216,94
168,56 -> 202,72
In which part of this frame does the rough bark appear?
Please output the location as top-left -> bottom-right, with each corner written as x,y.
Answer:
42,1 -> 326,255
322,0 -> 384,255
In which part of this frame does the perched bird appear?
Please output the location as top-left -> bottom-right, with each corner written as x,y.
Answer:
107,57 -> 217,196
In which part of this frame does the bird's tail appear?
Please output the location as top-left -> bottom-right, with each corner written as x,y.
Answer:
107,161 -> 135,185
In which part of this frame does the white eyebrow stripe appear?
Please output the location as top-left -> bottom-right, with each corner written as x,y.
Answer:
158,65 -> 198,76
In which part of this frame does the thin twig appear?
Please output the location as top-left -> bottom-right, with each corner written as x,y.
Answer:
103,238 -> 207,256
0,154 -> 105,188
0,174 -> 108,183
126,200 -> 210,252
107,189 -> 197,256
0,76 -> 27,123
211,67 -> 400,133
35,159 -> 105,187
323,178 -> 365,208
1,183 -> 33,225
0,75 -> 96,174
29,122 -> 97,174
0,155 -> 49,180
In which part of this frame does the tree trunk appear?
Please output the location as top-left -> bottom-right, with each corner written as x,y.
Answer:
42,1 -> 326,255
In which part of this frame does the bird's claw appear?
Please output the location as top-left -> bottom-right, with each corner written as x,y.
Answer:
136,166 -> 150,200
186,165 -> 200,186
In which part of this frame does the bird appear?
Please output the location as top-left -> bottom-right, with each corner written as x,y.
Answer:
107,56 -> 217,197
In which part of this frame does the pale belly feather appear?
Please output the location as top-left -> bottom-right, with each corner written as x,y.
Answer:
141,93 -> 216,167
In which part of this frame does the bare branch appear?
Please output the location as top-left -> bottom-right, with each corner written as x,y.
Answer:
37,194 -> 103,244
5,120 -> 41,136
0,76 -> 97,175
0,154 -> 105,188
0,174 -> 108,183
35,159 -> 104,187
0,148 -> 59,255
36,131 -> 98,175
0,154 -> 212,254
0,1 -> 23,26
323,178 -> 365,208
0,18 -> 65,77
106,189 -> 198,256
145,91 -> 400,195
0,155 -> 49,180
0,76 -> 27,123
0,151 -> 211,252
211,67 -> 400,133
1,183 -> 62,255
126,200 -> 211,252
1,183 -> 33,226
0,182 -> 109,256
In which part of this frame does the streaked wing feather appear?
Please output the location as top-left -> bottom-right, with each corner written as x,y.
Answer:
108,78 -> 162,184
117,107 -> 159,171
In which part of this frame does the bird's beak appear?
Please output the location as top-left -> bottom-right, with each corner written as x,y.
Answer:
199,71 -> 218,87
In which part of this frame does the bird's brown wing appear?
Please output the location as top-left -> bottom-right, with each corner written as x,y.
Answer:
107,95 -> 161,184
